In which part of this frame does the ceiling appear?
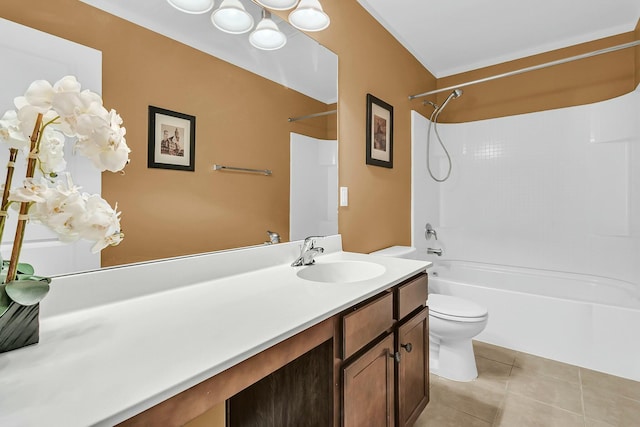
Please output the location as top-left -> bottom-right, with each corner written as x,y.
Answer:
357,0 -> 640,78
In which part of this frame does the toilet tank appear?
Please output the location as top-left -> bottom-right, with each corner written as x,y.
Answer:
370,246 -> 417,259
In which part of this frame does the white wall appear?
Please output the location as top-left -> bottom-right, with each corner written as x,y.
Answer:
290,133 -> 338,241
412,86 -> 640,286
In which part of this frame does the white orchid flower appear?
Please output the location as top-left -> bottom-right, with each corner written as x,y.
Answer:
52,75 -> 82,94
1,76 -> 128,266
21,79 -> 54,113
38,128 -> 67,176
76,109 -> 130,172
9,177 -> 52,204
54,89 -> 104,137
80,193 -> 121,233
39,192 -> 87,242
0,110 -> 30,150
21,76 -> 82,114
91,230 -> 124,253
28,176 -> 86,241
14,100 -> 59,142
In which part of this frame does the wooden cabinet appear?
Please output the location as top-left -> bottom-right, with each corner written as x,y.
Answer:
343,334 -> 395,427
341,273 -> 429,427
397,308 -> 429,427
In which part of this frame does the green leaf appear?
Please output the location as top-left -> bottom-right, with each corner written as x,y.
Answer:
0,285 -> 9,317
5,278 -> 50,306
16,262 -> 35,275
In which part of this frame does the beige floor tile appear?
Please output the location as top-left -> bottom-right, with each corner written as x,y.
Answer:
414,400 -> 491,427
584,418 -> 617,427
581,368 -> 640,401
494,393 -> 584,427
429,372 -> 439,389
430,376 -> 506,423
508,367 -> 583,414
473,340 -> 517,366
583,385 -> 640,426
513,351 -> 580,383
475,356 -> 512,389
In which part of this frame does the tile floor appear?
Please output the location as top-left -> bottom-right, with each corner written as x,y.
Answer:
415,341 -> 640,426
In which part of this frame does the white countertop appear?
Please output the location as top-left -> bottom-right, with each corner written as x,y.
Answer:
0,236 -> 430,426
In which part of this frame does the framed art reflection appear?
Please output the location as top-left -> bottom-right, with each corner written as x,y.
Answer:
148,105 -> 196,171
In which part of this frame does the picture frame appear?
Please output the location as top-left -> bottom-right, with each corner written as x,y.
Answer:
148,105 -> 196,171
365,93 -> 394,168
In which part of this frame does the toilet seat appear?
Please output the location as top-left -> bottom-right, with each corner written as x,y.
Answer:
428,294 -> 488,323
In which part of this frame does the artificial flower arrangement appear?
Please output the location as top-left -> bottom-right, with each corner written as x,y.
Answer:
0,76 -> 130,352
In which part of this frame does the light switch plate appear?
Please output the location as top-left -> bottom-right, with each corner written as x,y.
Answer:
340,187 -> 348,207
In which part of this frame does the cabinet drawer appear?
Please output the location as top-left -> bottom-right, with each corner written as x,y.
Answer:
397,273 -> 428,321
343,292 -> 394,359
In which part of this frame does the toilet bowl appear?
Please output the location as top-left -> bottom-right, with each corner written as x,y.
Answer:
428,294 -> 488,381
369,246 -> 489,382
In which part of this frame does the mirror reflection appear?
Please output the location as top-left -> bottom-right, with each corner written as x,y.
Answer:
0,0 -> 337,276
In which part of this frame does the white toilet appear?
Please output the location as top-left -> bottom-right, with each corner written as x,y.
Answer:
370,246 -> 488,382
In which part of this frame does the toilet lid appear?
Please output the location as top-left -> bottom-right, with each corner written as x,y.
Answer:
428,294 -> 488,318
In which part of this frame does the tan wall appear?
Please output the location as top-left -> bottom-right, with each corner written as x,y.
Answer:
433,32 -> 638,124
636,20 -> 640,86
303,0 -> 437,253
1,0 -> 331,266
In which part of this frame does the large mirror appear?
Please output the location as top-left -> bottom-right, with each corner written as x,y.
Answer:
0,0 -> 338,276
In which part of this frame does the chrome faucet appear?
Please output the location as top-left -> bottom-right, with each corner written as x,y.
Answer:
291,236 -> 325,267
427,248 -> 443,256
266,230 -> 281,244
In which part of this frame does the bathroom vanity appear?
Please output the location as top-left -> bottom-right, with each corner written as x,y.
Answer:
0,235 -> 430,426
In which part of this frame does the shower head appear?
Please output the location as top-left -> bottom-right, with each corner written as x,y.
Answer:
437,88 -> 463,113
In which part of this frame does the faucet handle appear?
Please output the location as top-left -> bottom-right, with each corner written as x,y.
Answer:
303,235 -> 324,247
425,223 -> 438,241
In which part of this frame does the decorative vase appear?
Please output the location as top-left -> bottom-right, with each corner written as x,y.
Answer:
0,302 -> 39,353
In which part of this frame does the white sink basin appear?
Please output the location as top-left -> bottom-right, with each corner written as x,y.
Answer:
296,261 -> 386,283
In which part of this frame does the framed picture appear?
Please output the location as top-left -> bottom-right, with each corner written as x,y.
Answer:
148,105 -> 196,171
365,93 -> 393,168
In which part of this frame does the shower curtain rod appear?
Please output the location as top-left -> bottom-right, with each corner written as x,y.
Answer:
409,40 -> 640,100
288,109 -> 337,122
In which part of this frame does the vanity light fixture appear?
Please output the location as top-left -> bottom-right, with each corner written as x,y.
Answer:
254,0 -> 299,10
211,0 -> 255,34
250,9 -> 287,51
166,0 -> 214,14
167,0 -> 330,52
288,0 -> 330,32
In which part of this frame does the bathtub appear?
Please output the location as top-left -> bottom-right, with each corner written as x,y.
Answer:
427,260 -> 640,381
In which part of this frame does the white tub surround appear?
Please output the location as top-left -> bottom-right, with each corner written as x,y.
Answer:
0,235 -> 430,426
411,85 -> 640,286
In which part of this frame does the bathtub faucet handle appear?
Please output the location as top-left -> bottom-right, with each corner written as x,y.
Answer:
425,223 -> 438,240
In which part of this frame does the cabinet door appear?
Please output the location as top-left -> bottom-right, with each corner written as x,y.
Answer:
397,308 -> 429,427
343,334 -> 395,427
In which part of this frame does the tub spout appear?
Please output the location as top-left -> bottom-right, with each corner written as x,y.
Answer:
427,248 -> 443,256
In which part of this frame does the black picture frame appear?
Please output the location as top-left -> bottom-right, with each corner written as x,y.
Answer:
148,105 -> 196,171
365,93 -> 394,168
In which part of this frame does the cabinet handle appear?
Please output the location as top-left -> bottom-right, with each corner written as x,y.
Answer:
401,343 -> 413,353
389,351 -> 401,363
